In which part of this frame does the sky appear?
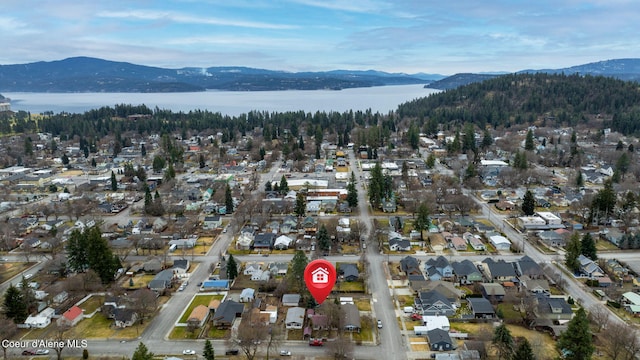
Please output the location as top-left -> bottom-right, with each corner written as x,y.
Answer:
1,0 -> 639,75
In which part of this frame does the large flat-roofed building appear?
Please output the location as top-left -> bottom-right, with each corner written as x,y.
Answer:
536,211 -> 562,225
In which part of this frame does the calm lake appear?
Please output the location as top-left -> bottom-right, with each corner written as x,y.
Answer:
4,84 -> 439,116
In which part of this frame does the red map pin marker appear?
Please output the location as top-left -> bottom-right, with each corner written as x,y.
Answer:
304,259 -> 336,305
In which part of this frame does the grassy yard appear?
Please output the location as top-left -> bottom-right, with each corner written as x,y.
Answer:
208,326 -> 229,339
397,295 -> 414,307
179,294 -> 224,323
0,262 -> 36,281
66,313 -> 150,339
79,295 -> 104,314
335,280 -> 365,292
123,274 -> 156,289
169,326 -> 199,340
496,303 -> 522,322
354,298 -> 371,311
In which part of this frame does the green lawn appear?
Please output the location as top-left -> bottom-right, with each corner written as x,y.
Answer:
79,295 -> 104,314
169,326 -> 199,340
178,294 -> 224,323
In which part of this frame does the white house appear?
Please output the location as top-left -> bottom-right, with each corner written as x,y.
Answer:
421,315 -> 450,331
274,235 -> 294,250
239,288 -> 256,303
489,235 -> 511,251
243,262 -> 262,276
251,269 -> 271,282
24,307 -> 55,328
285,307 -> 305,329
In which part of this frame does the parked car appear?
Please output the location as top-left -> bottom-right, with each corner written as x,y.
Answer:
280,350 -> 291,356
182,349 -> 196,355
225,349 -> 239,355
22,350 -> 35,355
377,320 -> 383,328
35,350 -> 49,355
309,338 -> 323,346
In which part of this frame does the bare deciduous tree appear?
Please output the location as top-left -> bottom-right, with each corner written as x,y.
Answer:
588,306 -> 610,333
601,321 -> 640,360
0,317 -> 17,360
230,312 -> 270,360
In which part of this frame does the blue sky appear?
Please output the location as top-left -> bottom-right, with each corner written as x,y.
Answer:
1,0 -> 639,74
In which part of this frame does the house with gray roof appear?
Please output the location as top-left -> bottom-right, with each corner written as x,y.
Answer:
415,290 -> 456,316
400,256 -> 422,276
148,269 -> 174,292
481,258 -> 517,283
425,256 -> 454,281
389,237 -> 411,251
427,328 -> 454,352
577,254 -> 604,278
466,297 -> 495,319
342,303 -> 361,333
533,295 -> 573,323
480,283 -> 506,302
212,300 -> 244,329
282,294 -> 301,307
514,255 -> 545,279
340,263 -> 359,282
451,260 -> 483,285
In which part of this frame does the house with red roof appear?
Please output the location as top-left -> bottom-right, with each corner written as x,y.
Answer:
57,306 -> 84,327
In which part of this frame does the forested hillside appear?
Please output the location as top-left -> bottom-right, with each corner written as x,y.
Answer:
398,73 -> 640,136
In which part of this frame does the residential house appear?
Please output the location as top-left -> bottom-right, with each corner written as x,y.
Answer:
268,262 -> 288,276
520,275 -> 550,296
281,215 -> 298,234
464,232 -> 486,251
481,259 -> 517,283
143,258 -> 163,273
577,255 -> 604,278
301,216 -> 318,233
408,274 -> 429,293
172,259 -> 190,275
310,314 -> 329,331
274,235 -> 294,250
57,306 -> 83,327
239,288 -> 256,303
480,283 -> 506,302
425,256 -> 454,281
203,215 -> 222,230
340,263 -> 359,282
282,294 -> 301,307
24,307 -> 55,328
285,307 -> 305,329
621,292 -> 640,317
389,237 -> 411,251
537,230 -> 568,248
400,256 -> 422,276
253,233 -> 275,250
212,300 -> 244,329
187,305 -> 210,328
382,196 -> 397,213
168,238 -> 196,249
114,309 -> 138,328
429,233 -> 447,252
466,297 -> 495,319
421,315 -> 450,331
533,296 -> 573,323
427,328 -> 454,352
342,303 -> 361,333
514,255 -> 545,279
148,269 -> 174,292
450,235 -> 467,251
451,260 -> 483,285
251,269 -> 270,282
243,262 -> 262,276
488,234 -> 511,251
266,220 -> 280,234
237,226 -> 256,250
414,290 -> 456,316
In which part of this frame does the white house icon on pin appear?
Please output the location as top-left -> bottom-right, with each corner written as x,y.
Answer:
311,267 -> 329,284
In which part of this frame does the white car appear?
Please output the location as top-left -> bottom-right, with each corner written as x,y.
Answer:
35,349 -> 50,355
279,350 -> 291,356
377,320 -> 383,328
182,350 -> 196,355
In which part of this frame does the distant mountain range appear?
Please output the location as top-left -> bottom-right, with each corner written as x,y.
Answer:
1,57 -> 639,93
0,57 -> 441,93
426,58 -> 640,90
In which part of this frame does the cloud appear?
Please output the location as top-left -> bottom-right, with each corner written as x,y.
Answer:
97,9 -> 298,30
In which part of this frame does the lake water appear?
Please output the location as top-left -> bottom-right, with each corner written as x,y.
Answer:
4,84 -> 439,116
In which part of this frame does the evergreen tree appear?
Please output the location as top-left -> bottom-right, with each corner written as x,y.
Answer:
61,153 -> 69,165
462,123 -> 476,153
615,151 -> 630,180
492,324 -> 515,360
575,171 -> 584,188
110,171 -> 117,191
413,203 -> 430,241
481,128 -> 493,148
226,254 -> 238,280
24,136 -> 33,156
289,250 -> 309,291
426,153 -> 436,169
565,232 -> 582,273
513,338 -> 535,360
294,192 -> 306,217
401,161 -> 409,184
525,129 -> 535,151
279,175 -> 289,193
164,162 -> 175,182
3,285 -> 27,323
318,224 -> 330,251
346,172 -> 358,207
557,307 -> 594,360
580,233 -> 597,261
91,158 -> 97,167
298,135 -> 305,151
141,144 -> 146,157
203,339 -> 214,360
265,181 -> 272,192
144,186 -> 152,208
225,183 -> 234,213
522,190 -> 535,216
66,226 -> 120,283
591,179 -> 616,222
131,342 -> 154,360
